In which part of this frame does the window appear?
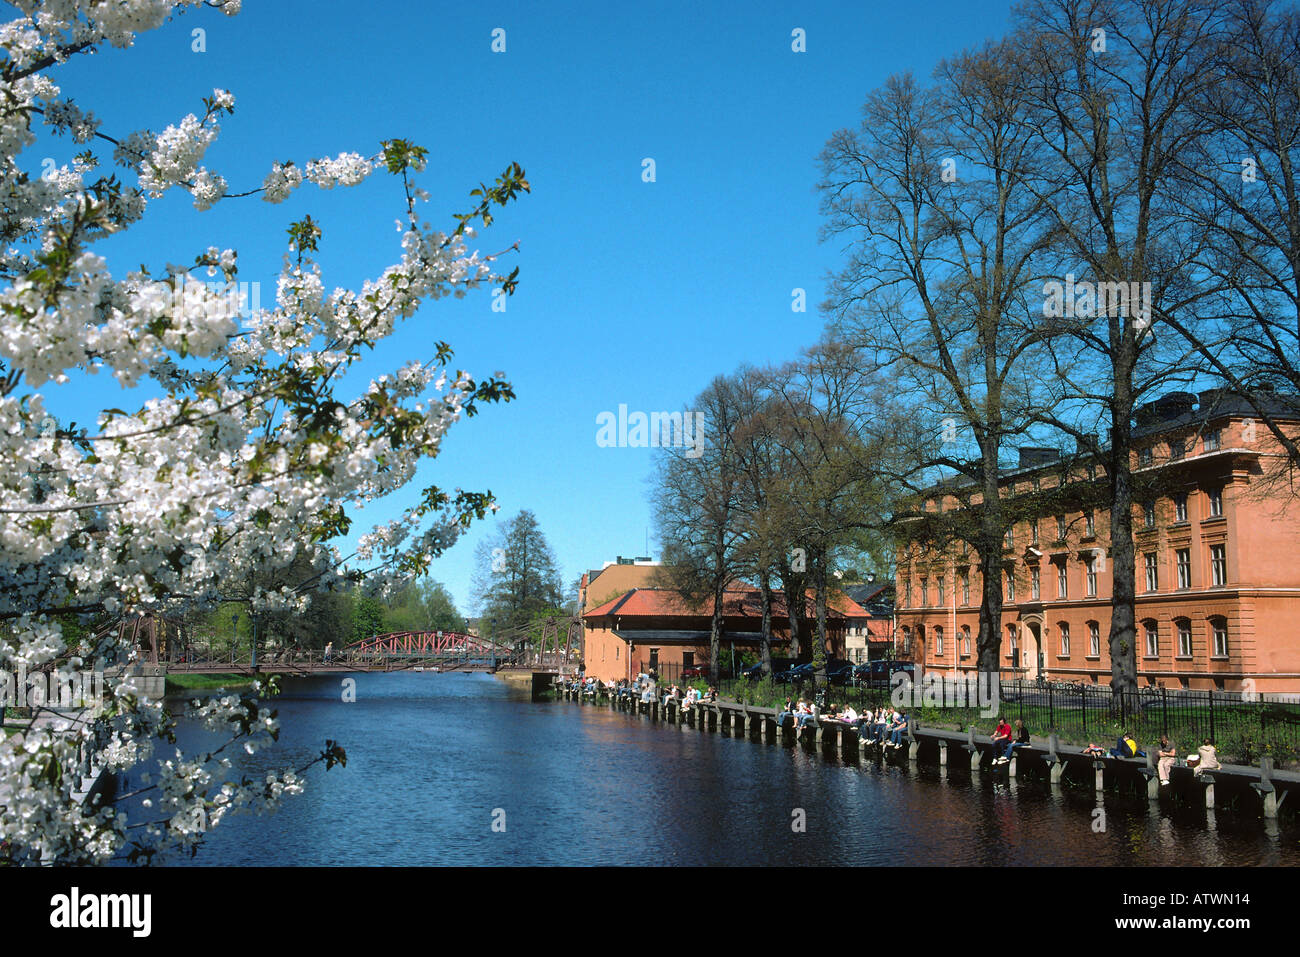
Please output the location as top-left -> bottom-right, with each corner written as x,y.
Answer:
935,627 -> 944,657
937,576 -> 946,606
1085,510 -> 1095,536
1059,622 -> 1070,657
1057,562 -> 1068,599
1144,621 -> 1159,657
1211,617 -> 1228,657
1143,501 -> 1156,528
1087,463 -> 1097,481
1175,494 -> 1188,522
901,627 -> 912,655
1139,447 -> 1153,465
920,577 -> 929,607
1031,520 -> 1039,546
1089,621 -> 1100,656
1204,430 -> 1220,452
1031,565 -> 1041,600
682,652 -> 694,669
1006,570 -> 1015,602
1086,555 -> 1098,597
1169,437 -> 1186,460
961,569 -> 970,606
900,577 -> 910,608
1177,619 -> 1192,657
1056,515 -> 1067,540
1145,553 -> 1158,592
1005,526 -> 1014,548
1008,625 -> 1018,658
1176,548 -> 1191,589
1211,544 -> 1227,586
962,626 -> 971,657
1208,488 -> 1223,517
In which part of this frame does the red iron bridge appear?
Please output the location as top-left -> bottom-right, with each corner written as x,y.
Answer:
164,630 -> 573,676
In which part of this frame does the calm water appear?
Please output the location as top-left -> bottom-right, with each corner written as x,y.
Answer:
126,672 -> 1298,866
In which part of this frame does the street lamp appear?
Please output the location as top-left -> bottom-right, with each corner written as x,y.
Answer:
231,613 -> 239,664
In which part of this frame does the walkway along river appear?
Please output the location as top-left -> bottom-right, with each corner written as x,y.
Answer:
121,672 -> 1299,866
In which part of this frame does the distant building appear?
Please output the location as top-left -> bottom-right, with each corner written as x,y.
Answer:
843,581 -> 896,663
896,389 -> 1300,693
581,586 -> 868,683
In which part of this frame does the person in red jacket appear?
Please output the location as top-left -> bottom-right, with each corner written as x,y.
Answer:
991,718 -> 1013,763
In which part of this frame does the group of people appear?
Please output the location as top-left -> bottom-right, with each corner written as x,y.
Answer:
775,699 -> 913,748
1081,733 -> 1223,784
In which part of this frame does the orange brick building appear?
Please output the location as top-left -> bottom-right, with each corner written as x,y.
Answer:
896,390 -> 1300,693
581,586 -> 870,683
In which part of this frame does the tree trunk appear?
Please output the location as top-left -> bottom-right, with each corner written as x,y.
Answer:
759,570 -> 774,675
708,578 -> 723,686
1108,402 -> 1138,694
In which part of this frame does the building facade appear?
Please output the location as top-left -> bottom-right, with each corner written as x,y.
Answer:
896,390 -> 1300,693
581,587 -> 870,683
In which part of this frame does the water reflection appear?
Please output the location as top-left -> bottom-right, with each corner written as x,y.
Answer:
122,672 -> 1299,867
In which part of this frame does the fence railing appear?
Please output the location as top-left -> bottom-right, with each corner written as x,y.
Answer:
709,672 -> 1300,762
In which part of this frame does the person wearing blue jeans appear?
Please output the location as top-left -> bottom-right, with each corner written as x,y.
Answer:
888,710 -> 908,747
1003,719 -> 1030,761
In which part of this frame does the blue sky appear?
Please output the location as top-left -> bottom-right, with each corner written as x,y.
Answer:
26,0 -> 1016,614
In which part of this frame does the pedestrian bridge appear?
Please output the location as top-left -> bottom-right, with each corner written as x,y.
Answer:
163,630 -> 570,675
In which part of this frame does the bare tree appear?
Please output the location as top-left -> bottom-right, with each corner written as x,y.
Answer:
819,39 -> 1059,679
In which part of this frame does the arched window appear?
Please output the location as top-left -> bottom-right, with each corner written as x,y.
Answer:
934,626 -> 944,658
1209,617 -> 1229,657
1057,622 -> 1071,657
1143,619 -> 1159,658
1174,618 -> 1192,657
1087,620 -> 1100,657
961,625 -> 972,657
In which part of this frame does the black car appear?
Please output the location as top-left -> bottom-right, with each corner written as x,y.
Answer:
826,664 -> 856,686
741,662 -> 766,681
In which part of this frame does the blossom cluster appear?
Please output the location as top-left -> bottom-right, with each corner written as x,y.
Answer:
0,1 -> 521,864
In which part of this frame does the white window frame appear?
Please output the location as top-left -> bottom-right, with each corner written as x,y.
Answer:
1210,544 -> 1226,587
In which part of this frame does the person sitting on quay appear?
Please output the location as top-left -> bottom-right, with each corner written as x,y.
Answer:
1109,731 -> 1141,759
874,707 -> 892,744
991,718 -> 1013,761
887,709 -> 909,748
998,719 -> 1030,764
1156,735 -> 1177,786
796,699 -> 817,731
853,707 -> 872,740
776,697 -> 795,731
705,686 -> 718,703
1082,743 -> 1107,757
1192,738 -> 1221,776
837,704 -> 858,725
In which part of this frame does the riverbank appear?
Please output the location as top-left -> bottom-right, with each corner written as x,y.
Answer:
164,673 -> 256,695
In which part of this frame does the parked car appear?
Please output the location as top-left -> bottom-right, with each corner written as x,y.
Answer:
855,660 -> 916,685
826,664 -> 856,686
742,662 -> 766,681
680,666 -> 707,679
782,663 -> 816,685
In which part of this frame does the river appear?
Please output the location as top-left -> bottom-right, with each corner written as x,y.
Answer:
123,671 -> 1297,866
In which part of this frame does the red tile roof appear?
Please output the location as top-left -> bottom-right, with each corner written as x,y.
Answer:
583,587 -> 870,620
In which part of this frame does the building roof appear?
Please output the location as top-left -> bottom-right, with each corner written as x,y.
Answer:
583,587 -> 869,621
610,628 -> 777,646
